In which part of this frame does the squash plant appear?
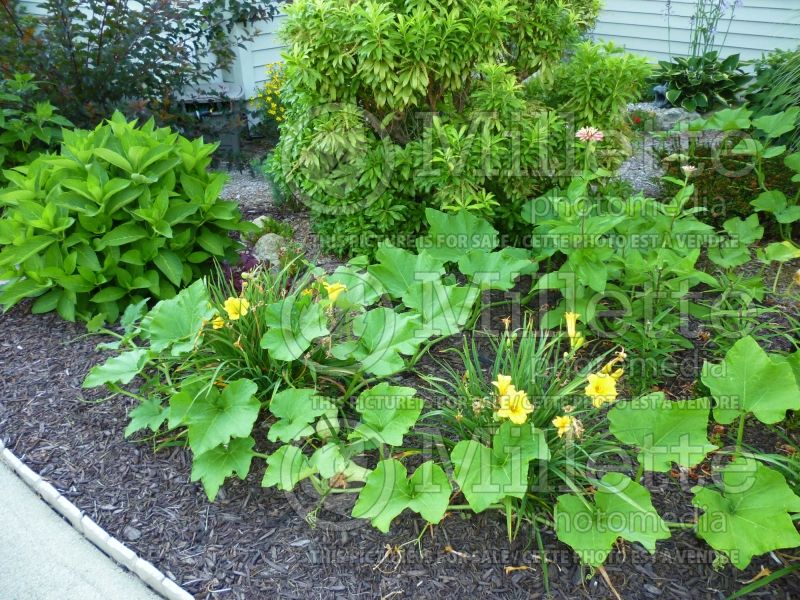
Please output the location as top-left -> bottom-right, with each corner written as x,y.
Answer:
84,208 -> 535,500
0,112 -> 253,321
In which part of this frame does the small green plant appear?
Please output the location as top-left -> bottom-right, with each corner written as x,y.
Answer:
0,74 -> 72,179
536,41 -> 651,131
748,46 -> 800,149
656,51 -> 751,113
250,62 -> 285,144
0,112 -> 254,322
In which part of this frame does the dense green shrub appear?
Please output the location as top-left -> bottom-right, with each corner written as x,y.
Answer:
0,74 -> 71,179
1,0 -> 282,124
270,0 -> 638,256
530,41 -> 651,130
0,112 -> 254,322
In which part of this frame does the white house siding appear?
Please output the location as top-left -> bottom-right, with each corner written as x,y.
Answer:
593,0 -> 800,63
223,14 -> 288,100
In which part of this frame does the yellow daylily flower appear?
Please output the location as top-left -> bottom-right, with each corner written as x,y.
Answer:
491,374 -> 514,397
585,373 -> 618,408
564,311 -> 585,351
552,415 -> 574,438
223,297 -> 250,320
496,388 -> 534,425
323,281 -> 347,302
211,315 -> 225,329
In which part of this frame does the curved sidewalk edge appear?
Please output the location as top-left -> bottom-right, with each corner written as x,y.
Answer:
0,437 -> 194,600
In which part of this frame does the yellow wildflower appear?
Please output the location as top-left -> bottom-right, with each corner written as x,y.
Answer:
600,349 -> 626,380
491,374 -> 514,397
585,373 -> 618,408
323,281 -> 347,302
553,415 -> 574,438
496,388 -> 534,425
211,315 -> 225,329
564,311 -> 585,351
301,288 -> 314,297
223,297 -> 250,320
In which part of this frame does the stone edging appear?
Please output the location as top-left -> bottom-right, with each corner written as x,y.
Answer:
0,438 -> 193,600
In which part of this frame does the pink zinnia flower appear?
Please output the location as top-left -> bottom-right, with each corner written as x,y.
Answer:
576,127 -> 604,143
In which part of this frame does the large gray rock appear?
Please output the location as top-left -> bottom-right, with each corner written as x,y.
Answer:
655,107 -> 701,131
253,232 -> 286,267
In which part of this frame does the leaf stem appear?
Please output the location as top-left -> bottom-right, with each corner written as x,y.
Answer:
734,412 -> 746,459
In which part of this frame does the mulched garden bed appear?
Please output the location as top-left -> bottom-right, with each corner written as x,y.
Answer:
1,171 -> 799,600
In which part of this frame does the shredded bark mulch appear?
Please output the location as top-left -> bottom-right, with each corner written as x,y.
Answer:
1,305 -> 799,600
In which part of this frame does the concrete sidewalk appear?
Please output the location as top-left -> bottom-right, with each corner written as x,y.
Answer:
0,459 -> 162,600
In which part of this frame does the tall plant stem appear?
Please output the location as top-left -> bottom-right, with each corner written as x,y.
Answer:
734,412 -> 746,459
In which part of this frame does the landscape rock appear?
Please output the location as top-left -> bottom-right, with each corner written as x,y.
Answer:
252,232 -> 286,267
654,107 -> 701,131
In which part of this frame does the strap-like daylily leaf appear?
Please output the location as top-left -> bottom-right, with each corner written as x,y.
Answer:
351,383 -> 422,446
451,422 -> 549,513
608,393 -> 717,472
191,437 -> 255,501
402,280 -> 479,337
457,248 -> 533,290
693,457 -> 800,569
142,279 -> 215,355
261,444 -> 315,491
555,473 -> 670,568
367,244 -> 446,299
416,208 -> 499,262
268,388 -> 335,443
331,307 -> 424,376
352,459 -> 451,532
172,379 -> 260,456
701,335 -> 800,424
260,295 -> 330,361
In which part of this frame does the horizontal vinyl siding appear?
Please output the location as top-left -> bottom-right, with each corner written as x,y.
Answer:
593,0 -> 800,62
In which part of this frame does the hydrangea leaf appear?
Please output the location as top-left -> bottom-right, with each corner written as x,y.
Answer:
692,458 -> 800,569
180,379 -> 261,455
191,437 -> 255,501
451,422 -> 549,513
608,393 -> 717,472
331,307 -> 424,376
352,459 -> 450,532
268,388 -> 335,443
457,248 -> 533,290
261,444 -> 315,491
83,348 -> 149,388
142,279 -> 215,355
366,244 -> 446,299
416,208 -> 499,262
701,335 -> 800,424
260,296 -> 330,361
351,383 -> 422,446
401,280 -> 479,337
555,473 -> 670,568
124,397 -> 167,437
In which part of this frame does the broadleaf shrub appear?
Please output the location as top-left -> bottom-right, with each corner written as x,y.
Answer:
269,0 -> 638,256
1,0 -> 283,124
0,74 -> 72,179
0,112 -> 254,322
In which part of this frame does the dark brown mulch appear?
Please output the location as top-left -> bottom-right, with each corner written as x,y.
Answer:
1,305 -> 799,600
